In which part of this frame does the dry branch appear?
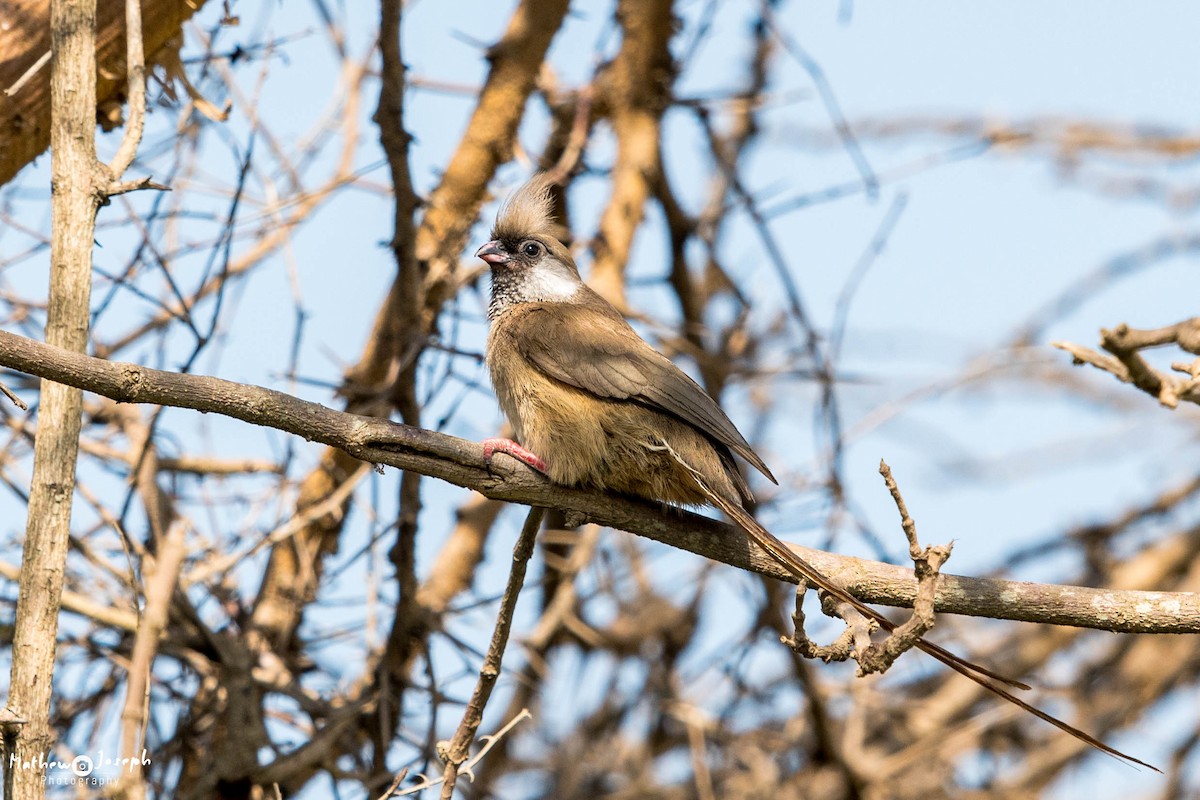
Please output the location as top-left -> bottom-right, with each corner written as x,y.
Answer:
5,1 -> 108,793
589,0 -> 677,307
4,3 -> 1195,795
248,0 -> 572,677
413,0 -> 572,328
1055,318 -> 1200,408
853,461 -> 953,676
437,507 -> 543,797
0,327 -> 1196,635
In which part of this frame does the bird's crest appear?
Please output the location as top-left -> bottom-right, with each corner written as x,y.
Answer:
491,175 -> 563,243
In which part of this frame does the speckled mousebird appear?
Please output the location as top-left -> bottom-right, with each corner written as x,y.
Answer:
479,177 -> 773,509
474,175 -> 1151,770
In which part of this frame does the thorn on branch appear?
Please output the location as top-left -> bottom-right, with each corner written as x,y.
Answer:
389,709 -> 532,798
106,176 -> 172,198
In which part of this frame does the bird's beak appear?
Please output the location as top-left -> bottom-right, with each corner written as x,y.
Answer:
475,240 -> 508,265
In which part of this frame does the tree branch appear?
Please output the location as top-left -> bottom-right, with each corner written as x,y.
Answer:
438,507 -> 542,797
105,0 -> 146,181
0,327 -> 1196,634
1055,318 -> 1200,408
5,0 -> 104,793
589,0 -> 677,307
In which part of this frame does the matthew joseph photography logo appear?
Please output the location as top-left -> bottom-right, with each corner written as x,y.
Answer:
7,748 -> 151,785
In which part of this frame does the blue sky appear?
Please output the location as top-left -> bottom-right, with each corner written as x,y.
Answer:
2,1 -> 1199,796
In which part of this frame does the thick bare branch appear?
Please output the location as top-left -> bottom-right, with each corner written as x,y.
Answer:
5,0 -> 107,793
413,0 -> 572,330
0,328 -> 1196,635
589,0 -> 677,307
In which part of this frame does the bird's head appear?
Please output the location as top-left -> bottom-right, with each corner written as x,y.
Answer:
477,176 -> 582,318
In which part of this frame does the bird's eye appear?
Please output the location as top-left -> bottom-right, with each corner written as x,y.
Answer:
521,241 -> 542,258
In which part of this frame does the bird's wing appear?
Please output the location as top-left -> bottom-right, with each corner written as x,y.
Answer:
515,303 -> 777,484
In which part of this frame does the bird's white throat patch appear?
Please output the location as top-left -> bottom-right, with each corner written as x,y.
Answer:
489,260 -> 582,319
522,264 -> 580,302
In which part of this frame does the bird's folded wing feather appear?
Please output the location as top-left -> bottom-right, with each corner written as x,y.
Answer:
515,304 -> 777,484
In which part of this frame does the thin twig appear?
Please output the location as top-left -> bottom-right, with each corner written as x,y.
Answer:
763,4 -> 878,197
1055,317 -> 1200,408
3,50 -> 51,97
858,461 -> 953,676
438,507 -> 544,797
107,0 -> 148,183
0,382 -> 28,411
373,768 -> 408,800
108,520 -> 189,800
390,710 -> 532,797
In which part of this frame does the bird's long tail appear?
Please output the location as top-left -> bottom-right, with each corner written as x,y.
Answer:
661,442 -> 1157,770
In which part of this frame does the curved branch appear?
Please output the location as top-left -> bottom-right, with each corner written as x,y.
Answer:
0,326 -> 1196,634
105,0 -> 146,181
589,0 -> 677,307
413,0 -> 571,329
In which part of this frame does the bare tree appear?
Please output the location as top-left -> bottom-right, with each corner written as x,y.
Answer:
0,2 -> 1197,799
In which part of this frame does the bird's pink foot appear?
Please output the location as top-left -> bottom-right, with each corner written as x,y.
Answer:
481,437 -> 548,474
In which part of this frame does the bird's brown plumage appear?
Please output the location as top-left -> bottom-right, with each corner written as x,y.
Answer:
477,176 -> 1155,771
483,178 -> 770,507
489,300 -> 755,506
491,174 -> 561,244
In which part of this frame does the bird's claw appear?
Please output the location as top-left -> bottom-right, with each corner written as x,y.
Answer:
481,438 -> 548,474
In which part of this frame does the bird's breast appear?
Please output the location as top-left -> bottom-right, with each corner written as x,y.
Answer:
487,312 -> 611,487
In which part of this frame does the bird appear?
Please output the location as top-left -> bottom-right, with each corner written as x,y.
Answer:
476,175 -> 1153,770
